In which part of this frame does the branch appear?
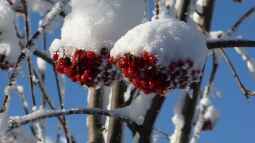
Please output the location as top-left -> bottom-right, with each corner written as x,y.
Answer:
228,6 -> 255,35
87,88 -> 105,143
7,108 -> 128,131
175,0 -> 192,21
105,81 -> 126,143
221,49 -> 255,97
33,49 -> 54,65
207,39 -> 255,49
133,95 -> 165,143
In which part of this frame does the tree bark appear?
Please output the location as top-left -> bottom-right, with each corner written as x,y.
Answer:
134,95 -> 165,143
87,88 -> 105,143
178,0 -> 215,143
105,81 -> 126,143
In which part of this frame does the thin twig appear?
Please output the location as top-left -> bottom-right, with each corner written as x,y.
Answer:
221,49 -> 255,97
228,6 -> 255,35
32,67 -> 75,142
53,68 -> 72,143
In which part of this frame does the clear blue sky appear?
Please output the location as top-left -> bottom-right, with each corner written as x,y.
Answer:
1,0 -> 255,142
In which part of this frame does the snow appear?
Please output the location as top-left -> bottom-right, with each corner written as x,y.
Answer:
111,18 -> 208,68
0,112 -> 8,135
28,0 -> 56,15
49,38 -> 65,56
37,57 -> 47,73
16,85 -> 24,94
196,0 -> 207,7
169,98 -> 185,143
51,0 -> 145,56
11,107 -> 46,122
38,0 -> 68,33
152,0 -> 174,20
113,92 -> 155,125
0,0 -> 20,66
190,89 -> 219,143
0,112 -> 36,143
0,128 -> 36,143
204,106 -> 219,122
234,47 -> 255,79
0,0 -> 15,30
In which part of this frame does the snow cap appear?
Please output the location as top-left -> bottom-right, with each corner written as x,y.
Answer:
55,0 -> 145,56
111,18 -> 208,68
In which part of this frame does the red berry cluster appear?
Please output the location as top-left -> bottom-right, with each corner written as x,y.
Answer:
53,48 -> 117,87
111,52 -> 201,95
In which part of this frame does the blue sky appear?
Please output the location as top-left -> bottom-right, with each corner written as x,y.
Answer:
1,0 -> 255,142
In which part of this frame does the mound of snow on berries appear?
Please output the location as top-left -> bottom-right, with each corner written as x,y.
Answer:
111,18 -> 208,94
111,18 -> 207,67
0,0 -> 20,69
58,0 -> 145,54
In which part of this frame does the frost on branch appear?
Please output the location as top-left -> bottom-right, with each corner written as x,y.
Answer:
234,47 -> 255,80
111,18 -> 208,95
37,57 -> 47,74
170,98 -> 185,143
0,111 -> 36,143
0,0 -> 20,69
49,0 -> 145,87
190,88 -> 219,143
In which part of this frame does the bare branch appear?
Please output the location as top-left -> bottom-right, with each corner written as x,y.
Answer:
175,0 -> 192,21
228,6 -> 255,35
207,39 -> 255,49
33,49 -> 54,65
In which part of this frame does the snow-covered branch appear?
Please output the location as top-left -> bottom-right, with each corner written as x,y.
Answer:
8,107 -> 130,131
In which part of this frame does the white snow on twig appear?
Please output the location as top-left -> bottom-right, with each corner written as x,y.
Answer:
235,47 -> 255,80
0,112 -> 36,143
169,98 -> 184,143
37,57 -> 47,73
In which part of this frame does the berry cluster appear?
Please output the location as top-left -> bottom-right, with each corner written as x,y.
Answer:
53,48 -> 117,87
111,52 -> 201,95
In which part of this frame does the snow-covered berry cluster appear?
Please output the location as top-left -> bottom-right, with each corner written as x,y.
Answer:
0,0 -> 20,70
49,0 -> 145,87
53,48 -> 117,87
111,18 -> 208,95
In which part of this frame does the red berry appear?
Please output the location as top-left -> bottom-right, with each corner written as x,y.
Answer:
86,51 -> 97,60
53,53 -> 59,61
143,52 -> 157,64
